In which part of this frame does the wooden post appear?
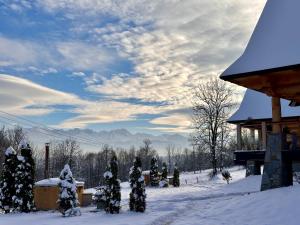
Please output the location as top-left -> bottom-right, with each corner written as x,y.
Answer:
44,143 -> 50,179
261,121 -> 267,150
272,97 -> 282,133
237,124 -> 242,150
258,129 -> 262,149
250,128 -> 255,150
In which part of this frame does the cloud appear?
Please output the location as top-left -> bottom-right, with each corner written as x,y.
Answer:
0,36 -> 114,73
0,1 -> 267,133
0,74 -> 81,115
80,0 -> 266,115
149,113 -> 192,133
56,41 -> 114,71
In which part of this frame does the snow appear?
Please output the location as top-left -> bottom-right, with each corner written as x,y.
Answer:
5,146 -> 16,156
35,178 -> 84,187
2,167 -> 300,224
221,0 -> 300,78
228,89 -> 300,123
18,139 -> 28,149
103,171 -> 113,179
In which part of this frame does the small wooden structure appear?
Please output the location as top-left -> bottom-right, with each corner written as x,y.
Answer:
142,171 -> 151,186
221,0 -> 300,190
34,178 -> 84,210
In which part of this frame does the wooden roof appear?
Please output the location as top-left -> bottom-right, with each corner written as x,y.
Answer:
220,0 -> 300,102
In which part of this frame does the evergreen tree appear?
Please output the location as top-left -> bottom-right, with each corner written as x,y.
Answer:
150,157 -> 159,187
103,155 -> 121,214
173,164 -> 180,187
129,157 -> 146,212
0,147 -> 17,213
159,162 -> 169,187
222,170 -> 232,184
57,164 -> 81,216
13,140 -> 35,212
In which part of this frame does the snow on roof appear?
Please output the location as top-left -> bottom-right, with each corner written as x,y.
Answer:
221,0 -> 300,78
35,178 -> 84,187
228,89 -> 300,123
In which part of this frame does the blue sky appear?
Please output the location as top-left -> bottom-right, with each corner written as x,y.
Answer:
0,0 -> 266,134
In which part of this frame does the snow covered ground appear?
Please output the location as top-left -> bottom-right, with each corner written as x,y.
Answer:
1,167 -> 300,225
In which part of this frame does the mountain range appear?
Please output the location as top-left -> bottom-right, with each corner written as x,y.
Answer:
24,127 -> 190,153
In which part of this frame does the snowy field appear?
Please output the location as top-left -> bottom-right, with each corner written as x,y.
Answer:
2,167 -> 300,225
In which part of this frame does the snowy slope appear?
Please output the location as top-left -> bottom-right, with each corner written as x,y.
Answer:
1,167 -> 300,225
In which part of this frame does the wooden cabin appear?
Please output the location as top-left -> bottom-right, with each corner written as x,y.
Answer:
34,178 -> 84,210
220,0 -> 300,190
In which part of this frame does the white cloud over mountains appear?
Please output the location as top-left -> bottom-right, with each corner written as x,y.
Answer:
0,0 -> 267,133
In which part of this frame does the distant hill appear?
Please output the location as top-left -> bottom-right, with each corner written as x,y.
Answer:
24,127 -> 190,153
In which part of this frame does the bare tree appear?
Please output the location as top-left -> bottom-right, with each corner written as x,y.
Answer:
192,78 -> 234,177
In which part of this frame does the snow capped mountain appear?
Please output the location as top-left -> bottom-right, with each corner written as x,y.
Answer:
24,127 -> 190,153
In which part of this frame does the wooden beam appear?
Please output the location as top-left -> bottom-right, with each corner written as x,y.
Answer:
272,97 -> 282,133
261,121 -> 267,150
237,124 -> 242,150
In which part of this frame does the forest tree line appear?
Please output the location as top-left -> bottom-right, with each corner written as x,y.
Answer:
0,126 -> 238,188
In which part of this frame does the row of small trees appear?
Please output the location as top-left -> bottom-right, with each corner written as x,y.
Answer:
0,142 -> 180,215
150,157 -> 180,188
0,141 -> 35,213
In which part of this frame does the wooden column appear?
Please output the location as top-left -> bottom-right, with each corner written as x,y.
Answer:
261,121 -> 267,150
44,143 -> 50,179
250,128 -> 255,150
258,129 -> 262,149
272,97 -> 282,133
237,124 -> 242,150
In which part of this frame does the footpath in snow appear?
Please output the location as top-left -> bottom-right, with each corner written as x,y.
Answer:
1,167 -> 300,225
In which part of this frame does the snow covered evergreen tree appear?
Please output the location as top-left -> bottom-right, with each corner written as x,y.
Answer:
103,155 -> 121,214
159,162 -> 169,187
129,157 -> 146,212
0,147 -> 17,213
173,164 -> 180,187
150,157 -> 159,187
13,140 -> 35,212
57,164 -> 81,216
222,170 -> 232,184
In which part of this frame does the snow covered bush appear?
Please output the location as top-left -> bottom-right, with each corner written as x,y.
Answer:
103,155 -> 121,214
93,186 -> 106,210
222,170 -> 232,184
0,147 -> 17,213
159,162 -> 169,188
13,141 -> 35,213
173,164 -> 180,187
129,157 -> 146,212
57,164 -> 81,216
150,157 -> 159,187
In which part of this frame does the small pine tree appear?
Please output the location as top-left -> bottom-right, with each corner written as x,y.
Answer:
159,162 -> 169,187
57,164 -> 81,216
150,157 -> 159,187
0,147 -> 17,213
103,155 -> 121,214
129,157 -> 146,212
173,164 -> 180,187
222,170 -> 232,184
13,141 -> 35,212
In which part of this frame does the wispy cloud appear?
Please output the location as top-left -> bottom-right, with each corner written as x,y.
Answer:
0,0 -> 267,133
